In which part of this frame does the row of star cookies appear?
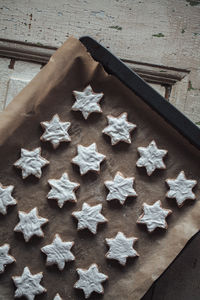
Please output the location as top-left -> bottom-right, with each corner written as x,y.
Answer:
0,199 -> 172,245
0,260 -> 106,299
0,228 -> 138,273
10,264 -> 108,299
47,169 -> 197,208
40,111 -> 136,148
0,162 -> 197,217
13,199 -> 190,237
40,108 -> 136,151
73,84 -> 136,145
1,170 -> 193,248
14,107 -> 193,180
34,85 -> 137,149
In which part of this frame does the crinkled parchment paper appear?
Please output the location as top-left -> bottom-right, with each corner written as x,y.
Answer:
0,37 -> 200,299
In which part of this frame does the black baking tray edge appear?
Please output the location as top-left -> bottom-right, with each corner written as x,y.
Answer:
80,36 -> 200,151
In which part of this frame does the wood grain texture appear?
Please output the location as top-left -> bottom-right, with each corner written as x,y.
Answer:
0,0 -> 200,123
0,0 -> 198,68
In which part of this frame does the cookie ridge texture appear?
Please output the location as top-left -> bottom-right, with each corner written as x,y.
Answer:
12,266 -> 46,300
14,147 -> 49,179
74,263 -> 108,298
136,140 -> 167,175
0,184 -> 16,215
47,173 -> 80,208
40,114 -> 71,149
72,143 -> 106,175
137,200 -> 172,232
14,207 -> 48,242
105,171 -> 137,204
166,171 -> 197,207
41,234 -> 75,270
105,232 -> 139,265
72,203 -> 107,234
72,85 -> 103,119
0,244 -> 15,273
102,112 -> 136,145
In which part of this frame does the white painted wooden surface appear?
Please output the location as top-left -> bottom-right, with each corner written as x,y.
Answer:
0,58 -> 12,110
0,0 -> 200,123
0,0 -> 199,66
0,58 -> 42,109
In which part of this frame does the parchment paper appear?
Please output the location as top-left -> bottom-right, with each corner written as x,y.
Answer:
0,36 -> 200,300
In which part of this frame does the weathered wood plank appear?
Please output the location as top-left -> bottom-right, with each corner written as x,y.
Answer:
5,61 -> 42,107
0,59 -> 42,109
0,0 -> 199,68
0,0 -> 199,123
0,57 -> 12,110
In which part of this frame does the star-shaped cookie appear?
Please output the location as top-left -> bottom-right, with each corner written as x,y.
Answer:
12,266 -> 46,300
166,171 -> 197,207
72,85 -> 103,119
40,114 -> 71,149
14,147 -> 49,179
74,264 -> 108,298
102,112 -> 136,145
47,173 -> 80,208
41,234 -> 75,270
137,200 -> 172,232
105,232 -> 139,265
105,172 -> 137,204
14,207 -> 48,242
0,184 -> 16,215
72,203 -> 107,234
72,143 -> 106,175
136,140 -> 167,175
0,244 -> 15,273
54,294 -> 62,300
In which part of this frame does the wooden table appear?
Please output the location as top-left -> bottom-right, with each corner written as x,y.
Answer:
0,1 -> 200,299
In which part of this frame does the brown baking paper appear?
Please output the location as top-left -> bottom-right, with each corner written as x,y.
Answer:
0,36 -> 200,300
